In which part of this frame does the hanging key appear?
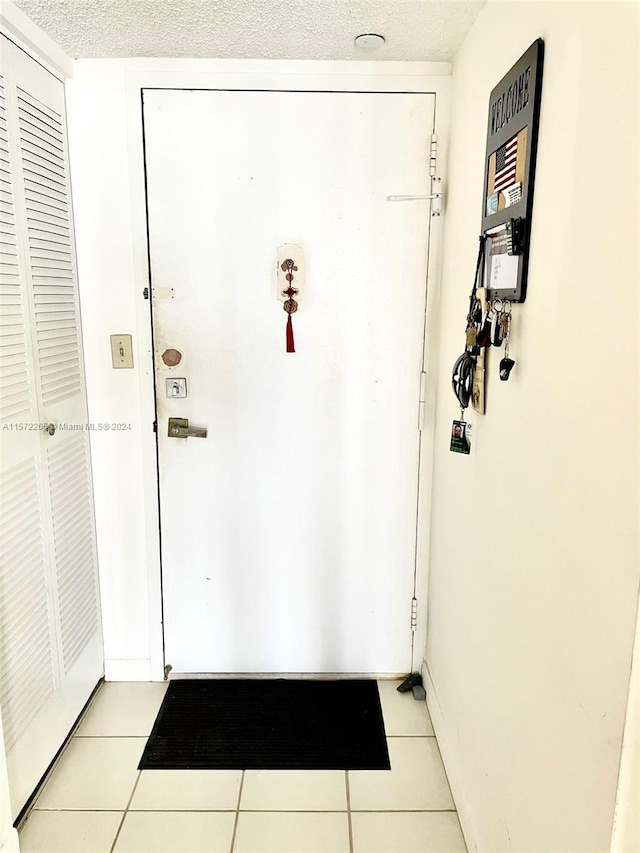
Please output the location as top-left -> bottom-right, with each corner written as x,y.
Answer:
466,326 -> 478,347
477,315 -> 492,348
492,301 -> 505,347
499,355 -> 515,380
499,303 -> 515,380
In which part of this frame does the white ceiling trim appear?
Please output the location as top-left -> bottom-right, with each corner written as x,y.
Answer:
1,0 -> 73,79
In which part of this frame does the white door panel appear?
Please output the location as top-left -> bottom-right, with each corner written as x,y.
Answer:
0,37 -> 102,818
145,89 -> 434,674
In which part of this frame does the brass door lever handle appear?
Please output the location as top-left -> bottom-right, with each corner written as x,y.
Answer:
168,417 -> 208,439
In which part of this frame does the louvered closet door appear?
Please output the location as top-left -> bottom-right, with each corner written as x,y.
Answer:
0,38 -> 103,819
0,59 -> 61,817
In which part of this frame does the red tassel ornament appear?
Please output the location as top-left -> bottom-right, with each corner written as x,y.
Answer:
286,313 -> 295,353
281,258 -> 299,354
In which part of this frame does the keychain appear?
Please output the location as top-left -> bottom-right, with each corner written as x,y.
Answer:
452,236 -> 486,418
477,299 -> 493,348
491,298 -> 505,347
499,300 -> 515,380
465,317 -> 478,349
471,287 -> 488,413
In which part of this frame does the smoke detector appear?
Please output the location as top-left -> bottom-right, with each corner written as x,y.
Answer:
354,34 -> 386,49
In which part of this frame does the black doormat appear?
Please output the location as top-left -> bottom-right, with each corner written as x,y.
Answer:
138,678 -> 390,770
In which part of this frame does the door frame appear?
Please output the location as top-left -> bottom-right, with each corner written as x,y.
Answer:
122,60 -> 451,681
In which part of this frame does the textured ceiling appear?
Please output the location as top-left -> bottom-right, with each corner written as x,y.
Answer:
11,0 -> 486,61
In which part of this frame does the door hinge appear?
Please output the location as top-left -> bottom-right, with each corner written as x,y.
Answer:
429,133 -> 442,216
418,371 -> 427,431
153,420 -> 157,433
143,286 -> 149,300
411,597 -> 418,633
385,133 -> 441,214
429,133 -> 437,177
429,177 -> 442,216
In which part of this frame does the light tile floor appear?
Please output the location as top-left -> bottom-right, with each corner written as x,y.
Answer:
18,680 -> 467,853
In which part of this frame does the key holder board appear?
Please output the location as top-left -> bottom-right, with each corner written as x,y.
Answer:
481,39 -> 544,303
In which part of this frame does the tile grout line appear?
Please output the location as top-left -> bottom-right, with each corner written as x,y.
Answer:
346,770 -> 354,853
108,769 -> 142,853
348,808 -> 458,814
229,769 -> 245,853
33,807 -> 239,813
30,807 -> 458,814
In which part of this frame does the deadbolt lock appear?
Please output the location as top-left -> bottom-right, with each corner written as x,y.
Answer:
167,417 -> 208,439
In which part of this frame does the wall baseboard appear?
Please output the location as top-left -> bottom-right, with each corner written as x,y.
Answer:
422,660 -> 477,853
0,827 -> 20,853
104,658 -> 156,681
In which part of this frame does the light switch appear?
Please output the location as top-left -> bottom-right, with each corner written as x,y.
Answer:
110,334 -> 134,369
166,378 -> 187,398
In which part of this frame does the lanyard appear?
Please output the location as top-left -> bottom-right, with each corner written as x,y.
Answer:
451,236 -> 486,411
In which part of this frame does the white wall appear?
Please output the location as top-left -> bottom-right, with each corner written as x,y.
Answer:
423,2 -> 639,852
66,63 -> 160,681
65,59 -> 451,681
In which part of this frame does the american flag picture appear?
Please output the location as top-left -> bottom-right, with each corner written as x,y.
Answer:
493,135 -> 518,192
487,126 -> 528,213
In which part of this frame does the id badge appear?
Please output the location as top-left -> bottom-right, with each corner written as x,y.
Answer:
450,420 -> 471,455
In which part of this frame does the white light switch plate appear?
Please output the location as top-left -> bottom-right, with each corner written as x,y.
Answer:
110,334 -> 134,369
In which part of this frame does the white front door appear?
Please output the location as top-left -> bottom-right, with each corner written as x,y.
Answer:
144,89 -> 434,674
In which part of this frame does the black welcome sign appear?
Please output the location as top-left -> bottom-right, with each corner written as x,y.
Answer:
481,39 -> 544,303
